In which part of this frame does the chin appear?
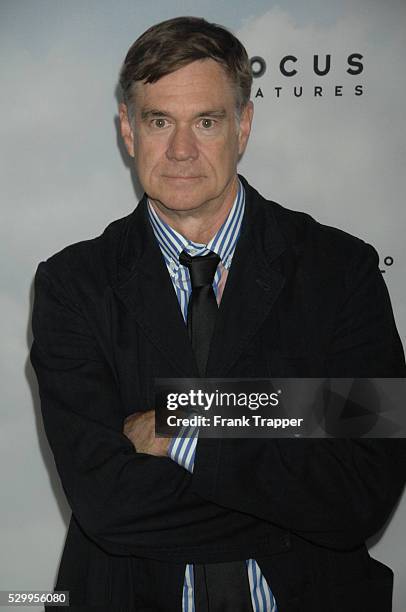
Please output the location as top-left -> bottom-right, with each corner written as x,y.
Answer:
159,195 -> 209,212
151,181 -> 214,212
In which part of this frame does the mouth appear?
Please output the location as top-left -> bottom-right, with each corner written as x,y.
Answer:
162,175 -> 203,180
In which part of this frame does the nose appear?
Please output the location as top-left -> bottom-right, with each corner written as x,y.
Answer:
166,125 -> 198,162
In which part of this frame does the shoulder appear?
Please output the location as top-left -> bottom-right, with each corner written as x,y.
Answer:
33,209 -> 135,296
244,178 -> 379,271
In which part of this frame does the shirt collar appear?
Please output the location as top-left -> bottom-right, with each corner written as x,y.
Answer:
147,178 -> 245,270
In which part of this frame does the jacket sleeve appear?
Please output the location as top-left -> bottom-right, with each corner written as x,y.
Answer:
30,259 -> 261,558
191,243 -> 406,550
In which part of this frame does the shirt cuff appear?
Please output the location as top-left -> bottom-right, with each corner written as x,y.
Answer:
168,425 -> 199,473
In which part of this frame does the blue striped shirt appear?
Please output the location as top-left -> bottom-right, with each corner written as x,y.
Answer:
147,179 -> 277,612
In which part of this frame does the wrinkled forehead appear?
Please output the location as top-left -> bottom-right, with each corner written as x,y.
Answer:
128,59 -> 238,117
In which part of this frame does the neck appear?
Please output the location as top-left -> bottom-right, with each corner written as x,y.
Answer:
149,175 -> 238,244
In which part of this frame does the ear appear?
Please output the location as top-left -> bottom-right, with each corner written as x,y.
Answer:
238,101 -> 254,156
119,103 -> 135,158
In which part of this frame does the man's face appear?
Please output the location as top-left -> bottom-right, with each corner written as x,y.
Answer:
119,59 -> 253,214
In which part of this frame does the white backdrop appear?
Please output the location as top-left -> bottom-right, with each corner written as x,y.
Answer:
1,0 -> 405,610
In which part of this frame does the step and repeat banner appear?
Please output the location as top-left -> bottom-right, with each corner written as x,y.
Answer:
1,1 -> 405,610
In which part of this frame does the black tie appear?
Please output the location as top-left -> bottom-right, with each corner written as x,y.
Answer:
179,250 -> 220,376
179,249 -> 254,612
193,562 -> 254,612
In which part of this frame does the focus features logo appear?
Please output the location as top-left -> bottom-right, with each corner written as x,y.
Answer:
250,53 -> 364,99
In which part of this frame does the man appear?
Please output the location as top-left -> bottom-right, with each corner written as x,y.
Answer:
30,16 -> 405,612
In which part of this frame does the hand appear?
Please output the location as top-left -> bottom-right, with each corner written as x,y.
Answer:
123,410 -> 171,457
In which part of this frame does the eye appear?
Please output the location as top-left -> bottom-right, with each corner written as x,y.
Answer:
151,118 -> 169,128
199,118 -> 216,129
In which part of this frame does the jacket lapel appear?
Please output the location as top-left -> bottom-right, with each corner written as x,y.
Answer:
112,197 -> 199,377
206,178 -> 290,377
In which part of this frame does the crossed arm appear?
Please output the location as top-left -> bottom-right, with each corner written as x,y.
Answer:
31,245 -> 406,560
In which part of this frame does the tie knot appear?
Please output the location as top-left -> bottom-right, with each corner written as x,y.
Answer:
179,250 -> 220,288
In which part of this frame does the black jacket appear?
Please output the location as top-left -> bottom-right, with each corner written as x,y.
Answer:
30,176 -> 406,611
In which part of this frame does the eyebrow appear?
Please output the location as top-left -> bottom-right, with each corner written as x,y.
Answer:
140,108 -> 227,121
